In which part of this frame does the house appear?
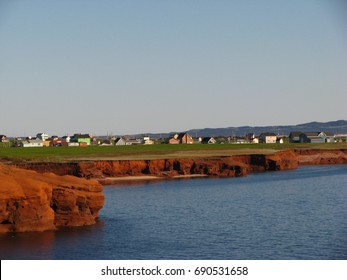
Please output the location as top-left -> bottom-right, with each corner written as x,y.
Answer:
252,137 -> 259,144
299,132 -> 335,143
20,139 -> 44,147
299,132 -> 324,143
43,139 -> 51,147
36,133 -> 49,141
0,135 -> 9,142
259,132 -> 277,144
234,136 -> 247,144
168,134 -> 180,144
99,140 -> 112,146
334,134 -> 347,142
276,137 -> 284,144
61,136 -> 71,143
179,133 -> 193,144
169,133 -> 194,144
124,138 -> 142,145
51,138 -> 68,146
200,137 -> 217,144
289,131 -> 302,143
143,136 -> 154,145
245,133 -> 255,142
319,132 -> 335,143
114,137 -> 126,146
72,134 -> 91,145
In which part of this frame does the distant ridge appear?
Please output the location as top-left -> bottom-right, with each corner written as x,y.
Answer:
133,120 -> 347,138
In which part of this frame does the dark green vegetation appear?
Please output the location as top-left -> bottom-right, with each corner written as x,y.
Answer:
1,143 -> 346,163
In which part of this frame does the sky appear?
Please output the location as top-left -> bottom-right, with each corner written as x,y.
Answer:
0,0 -> 346,136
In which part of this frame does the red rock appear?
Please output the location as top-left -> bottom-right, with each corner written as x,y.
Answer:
294,149 -> 347,165
2,148 -> 346,232
0,164 -> 104,233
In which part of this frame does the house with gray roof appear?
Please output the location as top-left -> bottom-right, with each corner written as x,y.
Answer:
259,132 -> 277,144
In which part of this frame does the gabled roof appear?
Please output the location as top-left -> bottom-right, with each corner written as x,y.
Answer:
201,137 -> 216,144
177,132 -> 192,139
303,132 -> 320,137
22,139 -> 43,144
74,134 -> 91,138
289,131 -> 302,137
321,131 -> 334,137
259,132 -> 276,136
201,137 -> 213,141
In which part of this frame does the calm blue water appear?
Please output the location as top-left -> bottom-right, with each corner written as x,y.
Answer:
1,165 -> 347,260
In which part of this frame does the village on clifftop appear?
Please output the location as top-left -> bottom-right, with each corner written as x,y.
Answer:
1,130 -> 347,148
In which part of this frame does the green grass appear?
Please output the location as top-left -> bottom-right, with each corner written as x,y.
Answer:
0,142 -> 346,162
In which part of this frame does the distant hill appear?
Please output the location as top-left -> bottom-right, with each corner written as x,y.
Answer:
135,120 -> 347,138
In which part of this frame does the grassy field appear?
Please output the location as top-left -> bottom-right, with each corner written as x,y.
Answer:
0,142 -> 346,162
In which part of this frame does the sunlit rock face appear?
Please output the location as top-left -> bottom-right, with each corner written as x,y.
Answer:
0,164 -> 104,233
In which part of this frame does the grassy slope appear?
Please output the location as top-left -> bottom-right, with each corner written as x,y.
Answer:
0,142 -> 346,162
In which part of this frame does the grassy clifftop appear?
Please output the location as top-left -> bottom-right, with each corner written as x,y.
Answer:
1,142 -> 347,163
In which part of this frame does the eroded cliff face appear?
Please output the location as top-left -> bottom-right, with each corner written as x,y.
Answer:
2,149 -> 346,232
14,150 -> 347,182
294,149 -> 347,165
15,150 -> 302,181
75,150 -> 299,180
0,164 -> 104,233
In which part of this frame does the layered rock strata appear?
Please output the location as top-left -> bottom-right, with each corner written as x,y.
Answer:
14,149 -> 347,183
2,149 -> 345,233
0,164 -> 104,233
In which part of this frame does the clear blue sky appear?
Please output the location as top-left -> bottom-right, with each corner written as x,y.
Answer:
1,0 -> 346,136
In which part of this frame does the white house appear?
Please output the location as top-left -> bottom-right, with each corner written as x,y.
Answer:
21,139 -> 44,147
114,137 -> 126,146
200,137 -> 217,144
124,138 -> 142,145
62,136 -> 71,143
0,135 -> 9,142
36,133 -> 49,141
252,137 -> 259,144
259,133 -> 277,144
143,136 -> 154,145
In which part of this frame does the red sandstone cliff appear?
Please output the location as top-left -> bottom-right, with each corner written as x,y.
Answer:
0,164 -> 104,233
294,149 -> 347,165
1,149 -> 346,232
14,149 -> 347,183
75,150 -> 299,181
15,150 -> 302,181
13,150 -> 347,183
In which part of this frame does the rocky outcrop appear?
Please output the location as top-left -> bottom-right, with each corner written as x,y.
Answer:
0,164 -> 104,233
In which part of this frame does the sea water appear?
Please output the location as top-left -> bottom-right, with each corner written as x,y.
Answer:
1,165 -> 346,260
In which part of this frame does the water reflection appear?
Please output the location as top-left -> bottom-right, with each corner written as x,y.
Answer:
0,221 -> 105,260
1,165 -> 346,260
0,230 -> 56,259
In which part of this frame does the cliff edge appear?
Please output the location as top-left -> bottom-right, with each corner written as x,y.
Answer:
0,164 -> 104,233
2,148 -> 346,232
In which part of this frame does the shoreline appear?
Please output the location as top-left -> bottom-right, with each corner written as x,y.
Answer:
11,148 -> 347,182
91,148 -> 347,185
1,148 -> 347,233
97,163 -> 347,185
98,174 -> 209,185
